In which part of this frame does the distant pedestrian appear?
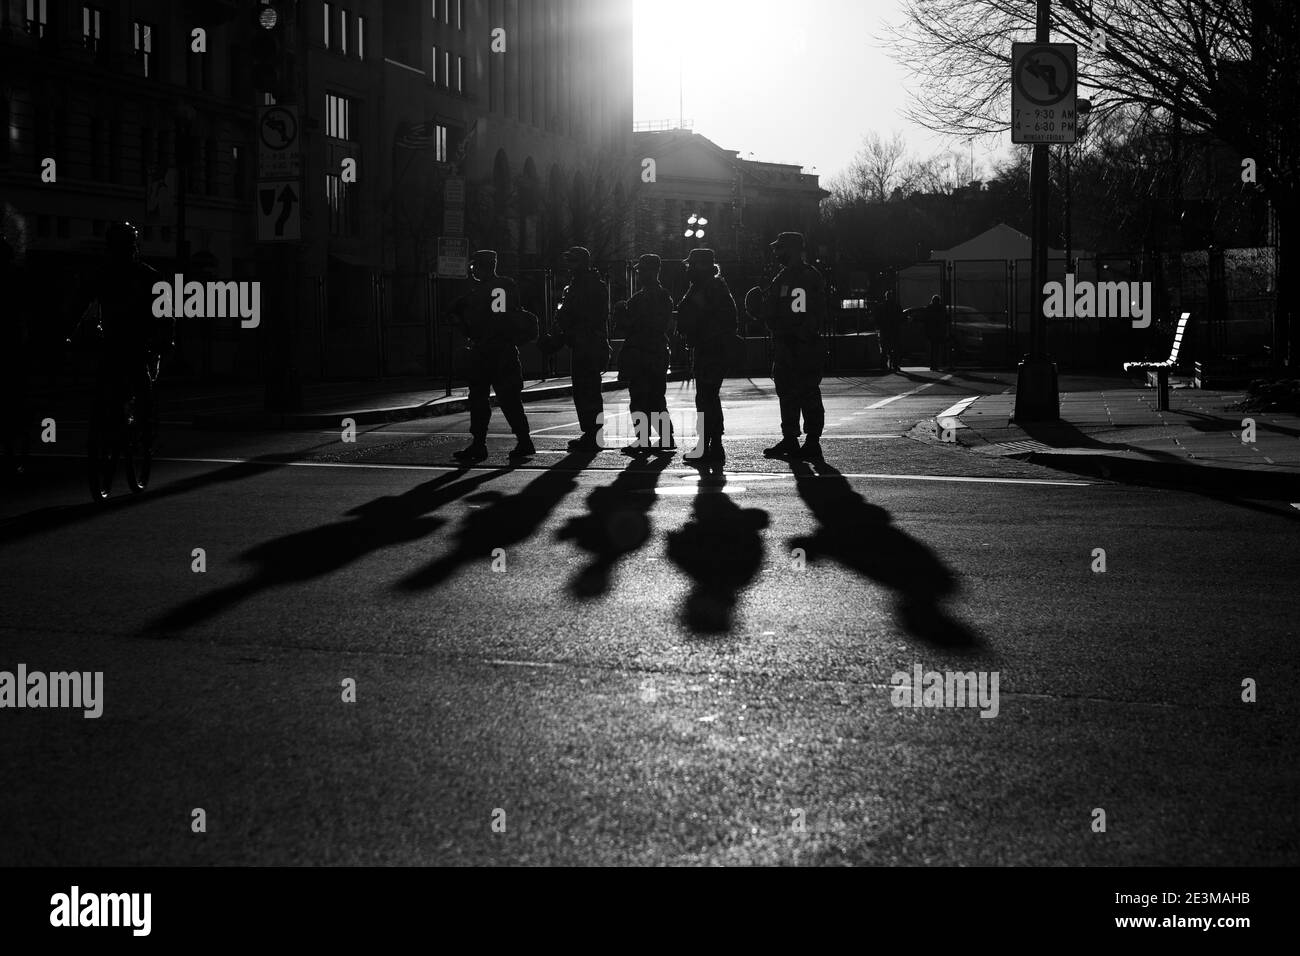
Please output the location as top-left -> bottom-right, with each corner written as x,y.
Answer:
613,253 -> 675,454
757,232 -> 826,461
447,249 -> 535,463
675,248 -> 737,464
923,294 -> 948,371
554,246 -> 610,452
877,290 -> 905,372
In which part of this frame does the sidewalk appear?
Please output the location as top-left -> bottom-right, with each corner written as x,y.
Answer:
187,372 -> 636,430
922,375 -> 1300,499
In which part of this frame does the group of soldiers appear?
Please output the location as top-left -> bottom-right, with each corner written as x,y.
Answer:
447,230 -> 828,465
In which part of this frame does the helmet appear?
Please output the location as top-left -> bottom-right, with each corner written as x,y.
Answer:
743,286 -> 763,320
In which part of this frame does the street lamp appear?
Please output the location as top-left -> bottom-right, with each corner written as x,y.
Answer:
683,212 -> 707,242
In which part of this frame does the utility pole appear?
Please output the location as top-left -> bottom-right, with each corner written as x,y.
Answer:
1013,0 -> 1060,422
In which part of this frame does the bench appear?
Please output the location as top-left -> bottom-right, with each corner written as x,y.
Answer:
1123,311 -> 1190,411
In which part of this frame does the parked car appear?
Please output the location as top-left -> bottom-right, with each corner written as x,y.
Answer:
902,305 -> 1011,365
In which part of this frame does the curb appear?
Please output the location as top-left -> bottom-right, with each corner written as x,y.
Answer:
191,375 -> 684,431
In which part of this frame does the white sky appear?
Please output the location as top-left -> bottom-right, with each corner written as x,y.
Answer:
632,0 -> 1009,183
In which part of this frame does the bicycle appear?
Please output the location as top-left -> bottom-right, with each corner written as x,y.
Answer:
86,356 -> 158,501
71,301 -> 160,501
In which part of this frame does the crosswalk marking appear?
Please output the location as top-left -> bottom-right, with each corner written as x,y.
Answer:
866,374 -> 953,409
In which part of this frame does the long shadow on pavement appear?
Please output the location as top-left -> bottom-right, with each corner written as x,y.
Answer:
788,460 -> 984,653
0,440 -> 346,550
144,467 -> 508,634
555,453 -> 672,599
665,475 -> 770,635
395,451 -> 598,592
1018,419 -> 1300,513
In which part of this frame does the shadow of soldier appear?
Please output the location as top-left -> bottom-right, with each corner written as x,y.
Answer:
665,477 -> 770,635
395,451 -> 598,592
555,454 -> 673,598
144,467 -> 508,635
788,460 -> 982,652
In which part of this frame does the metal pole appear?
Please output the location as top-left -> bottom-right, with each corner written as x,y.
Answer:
1013,0 -> 1060,422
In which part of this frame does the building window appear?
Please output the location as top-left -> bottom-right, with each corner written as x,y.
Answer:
323,2 -> 331,49
232,144 -> 247,199
436,125 -> 448,162
324,172 -> 357,236
325,92 -> 352,140
89,118 -> 101,180
431,0 -> 438,21
357,16 -> 364,59
443,51 -> 450,87
456,0 -> 462,30
140,127 -> 153,183
187,47 -> 210,89
132,21 -> 155,78
443,0 -> 450,24
340,9 -> 347,56
26,0 -> 47,38
108,120 -> 120,183
82,5 -> 105,59
456,55 -> 464,93
431,45 -> 438,84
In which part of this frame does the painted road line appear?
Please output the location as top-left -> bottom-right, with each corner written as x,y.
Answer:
866,374 -> 954,409
936,396 -> 981,428
28,453 -> 1094,486
527,420 -> 584,434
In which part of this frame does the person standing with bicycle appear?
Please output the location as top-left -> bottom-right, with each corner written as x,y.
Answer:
71,223 -> 173,496
76,223 -> 173,442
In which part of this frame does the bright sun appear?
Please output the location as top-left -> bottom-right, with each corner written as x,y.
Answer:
633,0 -> 810,128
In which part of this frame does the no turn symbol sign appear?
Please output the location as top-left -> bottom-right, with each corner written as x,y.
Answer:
257,105 -> 301,178
1011,42 -> 1078,144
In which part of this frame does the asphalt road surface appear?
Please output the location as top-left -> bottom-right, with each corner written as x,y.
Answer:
2,371 -> 1297,865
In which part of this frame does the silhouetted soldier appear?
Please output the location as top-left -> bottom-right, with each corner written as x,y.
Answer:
554,246 -> 610,452
675,248 -> 737,463
447,249 -> 535,463
71,222 -> 171,448
613,253 -> 675,454
877,290 -> 905,372
757,232 -> 826,461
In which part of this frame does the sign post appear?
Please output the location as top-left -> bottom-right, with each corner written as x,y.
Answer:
1012,0 -> 1062,423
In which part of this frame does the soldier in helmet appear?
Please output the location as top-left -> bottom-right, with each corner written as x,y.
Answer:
447,249 -> 535,463
756,231 -> 826,461
613,253 -> 675,454
554,246 -> 610,452
675,248 -> 737,463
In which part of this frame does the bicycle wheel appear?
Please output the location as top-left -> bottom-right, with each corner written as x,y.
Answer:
87,418 -> 118,501
124,421 -> 152,492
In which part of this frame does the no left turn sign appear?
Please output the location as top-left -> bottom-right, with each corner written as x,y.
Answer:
1011,42 -> 1078,144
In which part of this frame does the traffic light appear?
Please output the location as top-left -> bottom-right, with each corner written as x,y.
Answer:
251,2 -> 293,99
